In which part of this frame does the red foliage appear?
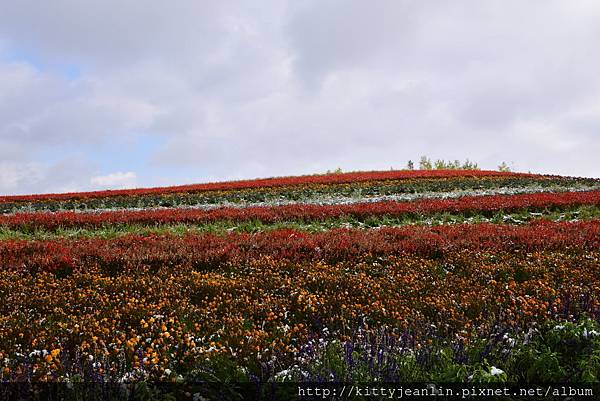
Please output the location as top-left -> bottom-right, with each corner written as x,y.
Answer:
1,220 -> 598,274
3,190 -> 599,231
0,170 -> 532,203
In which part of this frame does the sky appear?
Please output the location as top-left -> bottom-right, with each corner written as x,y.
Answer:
1,0 -> 599,195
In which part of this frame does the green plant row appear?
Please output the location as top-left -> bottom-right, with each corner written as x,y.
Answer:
274,317 -> 600,384
2,176 -> 598,214
1,204 -> 598,241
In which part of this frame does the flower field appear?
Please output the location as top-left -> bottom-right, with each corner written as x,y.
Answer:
0,169 -> 599,393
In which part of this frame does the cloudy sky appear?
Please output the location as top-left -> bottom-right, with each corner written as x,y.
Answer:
1,1 -> 599,195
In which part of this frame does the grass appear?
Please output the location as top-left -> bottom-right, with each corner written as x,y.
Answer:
0,204 -> 598,240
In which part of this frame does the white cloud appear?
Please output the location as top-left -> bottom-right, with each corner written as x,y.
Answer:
511,120 -> 582,153
1,0 -> 600,194
0,157 -> 96,195
0,162 -> 43,192
90,172 -> 137,189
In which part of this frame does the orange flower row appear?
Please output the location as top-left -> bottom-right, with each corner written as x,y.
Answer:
0,249 -> 597,381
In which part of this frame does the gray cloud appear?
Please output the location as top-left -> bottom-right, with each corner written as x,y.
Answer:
0,157 -> 96,195
1,1 -> 599,195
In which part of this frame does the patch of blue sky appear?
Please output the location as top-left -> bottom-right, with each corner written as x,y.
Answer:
83,133 -> 165,173
36,132 -> 218,188
1,46 -> 81,80
1,47 -> 40,68
60,64 -> 81,80
34,132 -> 161,179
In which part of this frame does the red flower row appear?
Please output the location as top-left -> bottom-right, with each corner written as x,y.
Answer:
3,190 -> 599,231
1,220 -> 597,274
0,170 -> 531,203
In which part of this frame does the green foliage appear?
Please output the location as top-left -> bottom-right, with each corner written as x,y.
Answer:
416,156 -> 480,170
434,159 -> 446,169
276,318 -> 600,383
509,320 -> 600,382
3,175 -> 599,214
460,159 -> 479,170
1,204 -> 599,240
498,161 -> 512,172
40,320 -> 600,397
419,156 -> 433,170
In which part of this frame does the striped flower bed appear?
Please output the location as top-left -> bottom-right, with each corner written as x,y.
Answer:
0,170 -> 599,387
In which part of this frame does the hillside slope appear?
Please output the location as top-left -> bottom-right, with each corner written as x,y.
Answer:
1,169 -> 599,389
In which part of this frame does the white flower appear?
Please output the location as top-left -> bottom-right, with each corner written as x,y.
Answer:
502,334 -> 516,347
164,369 -> 172,376
274,369 -> 290,380
490,366 -> 505,376
583,328 -> 599,339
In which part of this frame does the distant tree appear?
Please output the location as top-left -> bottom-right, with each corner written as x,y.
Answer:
497,162 -> 511,172
408,156 -> 487,171
461,159 -> 479,170
419,156 -> 432,170
434,159 -> 447,170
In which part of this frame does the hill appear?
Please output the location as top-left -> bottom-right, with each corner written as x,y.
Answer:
0,169 -> 599,396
